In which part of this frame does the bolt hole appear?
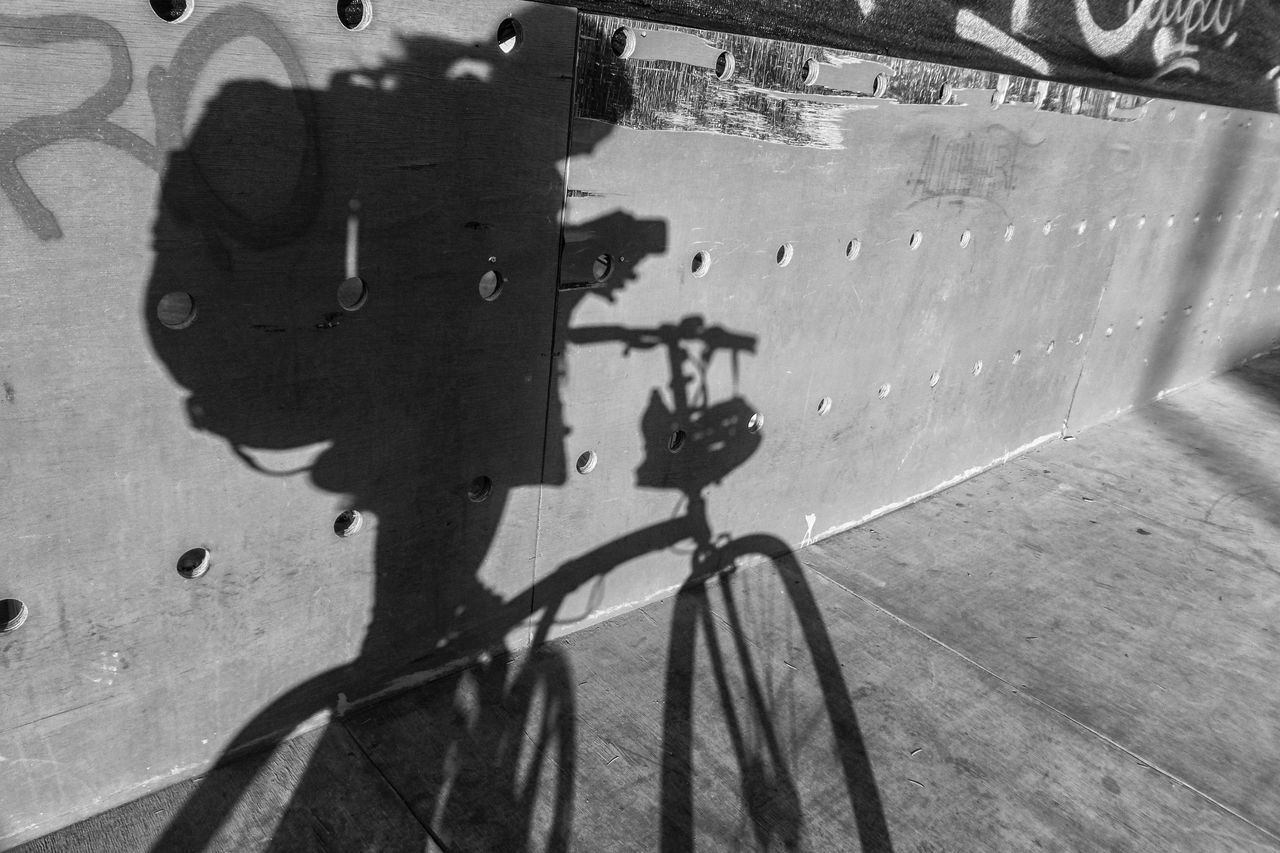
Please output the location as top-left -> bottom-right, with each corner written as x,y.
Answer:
337,0 -> 372,31
467,476 -> 493,502
334,510 -> 364,537
1046,340 -> 1055,354
496,18 -> 522,53
1137,215 -> 1147,229
802,58 -> 819,85
1012,349 -> 1022,364
176,547 -> 211,579
1105,325 -> 1114,337
157,292 -> 197,329
877,383 -> 891,398
576,450 -> 598,474
714,51 -> 735,81
611,27 -> 636,59
478,270 -> 504,301
1108,217 -> 1118,230
959,230 -> 972,248
691,251 -> 711,278
1167,214 -> 1176,228
1042,221 -> 1053,236
845,238 -> 862,260
817,396 -> 832,415
908,230 -> 923,250
1004,224 -> 1015,242
668,430 -> 686,453
592,254 -> 613,282
0,599 -> 29,633
929,371 -> 941,388
1136,316 -> 1144,329
775,243 -> 794,267
972,361 -> 983,376
150,0 -> 193,23
746,412 -> 764,433
337,276 -> 368,311
1076,220 -> 1087,235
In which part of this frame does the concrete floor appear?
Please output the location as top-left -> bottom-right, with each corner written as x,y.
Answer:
19,353 -> 1280,852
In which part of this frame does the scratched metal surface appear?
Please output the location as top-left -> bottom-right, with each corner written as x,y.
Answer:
576,14 -> 1152,143
0,0 -> 577,844
540,0 -> 1280,112
534,13 -> 1280,633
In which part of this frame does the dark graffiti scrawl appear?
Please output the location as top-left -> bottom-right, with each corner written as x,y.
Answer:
911,126 -> 1028,202
0,7 -> 316,240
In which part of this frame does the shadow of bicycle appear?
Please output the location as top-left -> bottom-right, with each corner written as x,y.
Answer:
72,6 -> 901,850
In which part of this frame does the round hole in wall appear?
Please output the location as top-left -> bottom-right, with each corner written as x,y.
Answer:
576,450 -> 598,474
610,27 -> 636,59
802,58 -> 820,85
0,599 -> 29,634
845,238 -> 862,260
776,243 -> 794,266
176,547 -> 211,579
668,429 -> 686,453
337,276 -> 368,311
959,230 -> 972,248
747,412 -> 764,433
496,18 -> 522,53
909,230 -> 923,250
157,292 -> 197,329
592,254 -> 613,282
478,270 -> 503,301
334,510 -> 363,538
150,0 -> 193,23
877,383 -> 891,398
691,251 -> 712,278
337,0 -> 372,31
817,396 -> 832,415
467,476 -> 493,502
714,51 -> 735,81
929,370 -> 941,388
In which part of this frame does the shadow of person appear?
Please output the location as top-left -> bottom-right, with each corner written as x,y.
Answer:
143,12 -> 649,849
